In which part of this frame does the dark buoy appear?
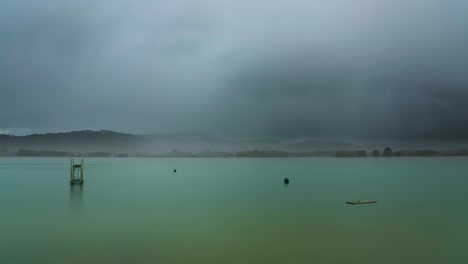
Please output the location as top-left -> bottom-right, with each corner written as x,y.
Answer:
173,169 -> 177,173
284,178 -> 289,184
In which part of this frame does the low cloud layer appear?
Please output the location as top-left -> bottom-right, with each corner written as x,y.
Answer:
1,0 -> 468,141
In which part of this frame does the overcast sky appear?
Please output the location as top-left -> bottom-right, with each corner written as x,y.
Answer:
1,0 -> 467,140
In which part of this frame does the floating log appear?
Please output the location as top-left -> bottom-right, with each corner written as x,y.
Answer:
346,200 -> 377,205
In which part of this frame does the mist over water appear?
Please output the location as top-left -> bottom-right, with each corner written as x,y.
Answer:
1,2 -> 468,263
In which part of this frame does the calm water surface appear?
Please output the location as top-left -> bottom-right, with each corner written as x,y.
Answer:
1,157 -> 467,263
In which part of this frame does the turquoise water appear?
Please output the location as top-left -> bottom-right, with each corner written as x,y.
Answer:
0,157 -> 467,263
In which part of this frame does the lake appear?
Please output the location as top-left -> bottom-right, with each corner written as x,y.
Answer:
0,157 -> 467,263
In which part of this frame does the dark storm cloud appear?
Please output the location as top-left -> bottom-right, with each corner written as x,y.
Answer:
1,0 -> 468,140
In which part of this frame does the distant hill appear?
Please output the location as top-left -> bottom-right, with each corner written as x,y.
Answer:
0,130 -> 357,155
1,130 -> 468,157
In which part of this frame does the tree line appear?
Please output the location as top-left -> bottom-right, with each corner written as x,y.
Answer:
4,147 -> 468,157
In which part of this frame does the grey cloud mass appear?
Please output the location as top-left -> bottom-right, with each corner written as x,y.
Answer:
1,0 -> 468,141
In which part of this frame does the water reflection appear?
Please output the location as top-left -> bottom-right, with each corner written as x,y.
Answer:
69,184 -> 83,211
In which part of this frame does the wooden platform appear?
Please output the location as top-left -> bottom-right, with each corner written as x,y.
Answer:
70,179 -> 84,185
346,200 -> 377,205
70,159 -> 84,185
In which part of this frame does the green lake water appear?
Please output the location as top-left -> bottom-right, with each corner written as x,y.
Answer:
0,157 -> 467,263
